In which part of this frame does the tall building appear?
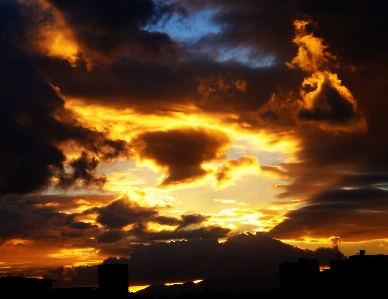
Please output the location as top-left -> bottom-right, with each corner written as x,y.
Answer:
98,263 -> 129,294
330,249 -> 388,293
279,258 -> 319,293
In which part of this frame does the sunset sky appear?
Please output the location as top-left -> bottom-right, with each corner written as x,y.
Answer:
1,0 -> 388,291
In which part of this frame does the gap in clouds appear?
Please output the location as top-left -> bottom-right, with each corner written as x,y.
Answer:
143,4 -> 274,67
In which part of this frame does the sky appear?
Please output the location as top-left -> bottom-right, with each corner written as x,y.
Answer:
1,0 -> 388,292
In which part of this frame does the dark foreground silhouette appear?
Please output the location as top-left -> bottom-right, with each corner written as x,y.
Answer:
49,286 -> 388,299
3,249 -> 388,299
2,280 -> 388,299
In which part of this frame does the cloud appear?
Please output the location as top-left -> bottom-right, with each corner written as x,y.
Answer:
44,0 -> 180,63
132,128 -> 230,186
270,188 -> 388,241
264,4 -> 388,243
297,71 -> 367,133
285,19 -> 367,133
89,196 -> 227,242
70,222 -> 98,230
91,197 -> 158,229
260,166 -> 290,179
286,20 -> 336,73
330,236 -> 341,247
30,0 -> 300,119
215,156 -> 260,189
177,214 -> 209,230
0,193 -> 229,266
0,0 -> 129,195
47,265 -> 97,288
97,229 -> 126,244
128,223 -> 230,241
57,152 -> 107,189
0,194 -> 100,245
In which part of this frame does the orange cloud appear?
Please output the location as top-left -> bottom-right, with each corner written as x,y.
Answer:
214,156 -> 260,189
297,71 -> 367,133
22,0 -> 81,66
286,20 -> 336,73
287,20 -> 367,133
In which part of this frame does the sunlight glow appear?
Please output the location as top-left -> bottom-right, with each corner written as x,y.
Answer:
64,98 -> 300,162
48,248 -> 99,259
130,285 -> 150,293
42,29 -> 79,65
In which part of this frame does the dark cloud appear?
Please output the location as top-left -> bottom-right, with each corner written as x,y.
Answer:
87,196 -> 223,242
0,194 -> 99,244
0,193 -> 228,249
339,172 -> 388,187
0,1 -> 129,195
70,221 -> 98,230
29,1 -> 300,117
91,196 -> 226,241
46,0 -> 179,62
34,0 -> 387,126
0,49 -> 66,195
103,256 -> 130,265
274,57 -> 388,238
298,80 -> 359,123
182,0 -> 388,66
271,6 -> 388,238
297,0 -> 388,65
97,229 -> 127,244
177,214 -> 209,229
296,72 -> 366,132
37,52 -> 295,119
91,197 -> 158,229
133,128 -> 230,186
57,152 -> 107,189
129,223 -> 230,241
270,188 -> 388,241
152,215 -> 182,226
180,0 -> 297,61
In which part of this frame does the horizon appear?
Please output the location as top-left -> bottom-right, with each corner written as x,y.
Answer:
1,0 -> 388,291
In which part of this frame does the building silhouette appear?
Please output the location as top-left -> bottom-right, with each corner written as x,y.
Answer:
98,263 -> 129,294
330,249 -> 388,294
279,258 -> 319,296
0,275 -> 53,299
280,250 -> 388,297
